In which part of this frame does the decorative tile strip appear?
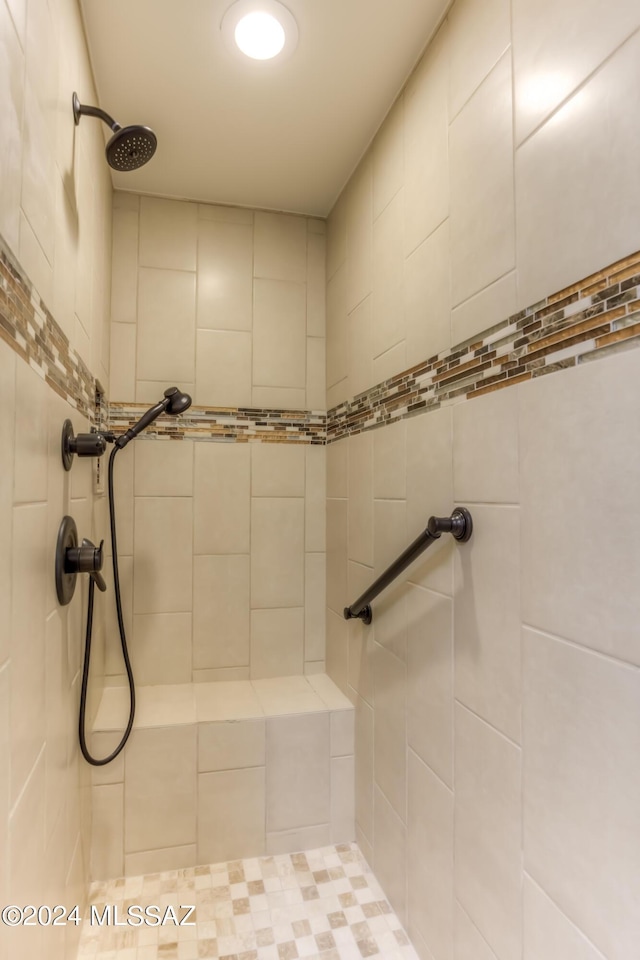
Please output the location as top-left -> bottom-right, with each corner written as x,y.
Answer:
327,251 -> 640,442
108,402 -> 327,444
0,235 -> 96,421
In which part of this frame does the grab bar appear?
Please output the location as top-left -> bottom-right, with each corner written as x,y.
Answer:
343,507 -> 473,625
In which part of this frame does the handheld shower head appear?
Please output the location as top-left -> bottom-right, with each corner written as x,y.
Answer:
115,387 -> 192,449
72,92 -> 157,171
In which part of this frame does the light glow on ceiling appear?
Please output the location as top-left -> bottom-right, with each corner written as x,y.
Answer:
235,11 -> 285,60
221,0 -> 298,64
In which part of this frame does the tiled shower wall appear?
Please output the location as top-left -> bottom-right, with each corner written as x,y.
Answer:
325,3 -> 640,960
107,197 -> 327,682
0,0 -> 113,955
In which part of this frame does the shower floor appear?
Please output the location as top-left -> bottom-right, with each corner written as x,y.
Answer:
77,843 -> 417,960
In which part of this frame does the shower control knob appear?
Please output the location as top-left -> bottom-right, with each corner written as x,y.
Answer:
55,516 -> 107,605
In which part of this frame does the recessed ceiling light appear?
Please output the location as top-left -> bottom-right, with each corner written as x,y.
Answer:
221,0 -> 298,63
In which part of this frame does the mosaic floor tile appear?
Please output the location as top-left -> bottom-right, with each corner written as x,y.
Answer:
77,844 -> 418,960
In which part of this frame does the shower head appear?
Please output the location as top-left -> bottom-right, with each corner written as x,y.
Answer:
115,387 -> 192,449
72,92 -> 157,171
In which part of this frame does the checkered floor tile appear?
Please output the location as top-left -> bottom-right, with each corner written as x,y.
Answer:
77,844 -> 418,960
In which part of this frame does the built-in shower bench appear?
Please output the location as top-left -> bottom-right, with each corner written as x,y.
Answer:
90,675 -> 355,880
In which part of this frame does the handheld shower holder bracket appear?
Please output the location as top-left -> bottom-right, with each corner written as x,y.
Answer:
61,419 -> 115,471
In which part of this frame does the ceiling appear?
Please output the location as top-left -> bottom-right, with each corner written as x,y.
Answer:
79,0 -> 449,217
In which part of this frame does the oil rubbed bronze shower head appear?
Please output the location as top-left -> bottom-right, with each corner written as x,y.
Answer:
72,92 -> 157,171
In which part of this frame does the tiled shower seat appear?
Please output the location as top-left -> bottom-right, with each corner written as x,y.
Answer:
90,676 -> 355,881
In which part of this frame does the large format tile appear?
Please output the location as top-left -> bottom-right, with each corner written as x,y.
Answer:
453,389 -> 519,504
0,0 -> 24,252
193,555 -> 250,670
407,585 -> 453,788
194,442 -> 250,555
512,0 -> 640,143
373,643 -> 406,820
450,53 -> 515,306
355,697 -> 374,844
346,158 -> 373,314
253,278 -> 306,388
455,903 -> 500,960
198,767 -> 265,863
408,750 -> 454,960
251,442 -> 305,498
523,628 -> 640,960
454,505 -> 521,744
134,438 -> 193,498
266,713 -> 330,832
133,498 -> 193,614
254,211 -> 307,283
373,96 -> 404,221
14,360 -> 47,504
130,612 -> 192,685
124,725 -> 197,853
327,498 -> 348,615
0,344 -> 15,665
519,349 -> 640,666
373,785 -> 407,924
448,0 -> 511,120
454,705 -> 522,960
197,218 -> 253,331
136,267 -> 196,383
516,30 -> 640,307
372,190 -> 405,359
348,432 -> 373,566
198,719 -> 265,772
307,230 -> 326,338
404,219 -> 451,366
139,196 -> 197,271
251,498 -> 304,609
195,681 -> 263,722
110,203 -> 139,324
250,607 -> 304,678
195,329 -> 252,407
523,877 -> 605,960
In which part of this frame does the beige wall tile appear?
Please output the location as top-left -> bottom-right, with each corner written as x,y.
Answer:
109,322 -> 136,402
134,439 -> 193,498
373,785 -> 407,924
373,96 -> 404,221
11,504 -> 46,805
327,193 -> 347,281
133,497 -> 193,614
331,755 -> 355,843
91,783 -> 123,880
130,612 -> 192,685
195,680 -> 262,722
198,203 -> 253,224
193,555 -> 250,670
373,643 -> 406,820
252,676 -> 325,716
305,553 -> 326,663
266,824 -> 331,856
373,500 -> 407,659
454,505 -> 522,744
0,665 -> 9,920
523,877 -> 604,960
253,278 -> 306,388
307,672 -> 353,710
451,271 -> 517,347
254,211 -> 307,282
348,432 -> 373,566
0,345 -> 16,664
450,53 -> 515,306
348,294 -> 374,399
331,709 -> 355,758
197,218 -> 253,331
407,585 -> 453,788
355,696 -> 374,843
408,750 -> 454,960
44,612 -> 67,837
198,767 -> 265,863
523,628 -> 640,960
136,379 -> 195,404
306,336 -> 326,410
327,264 -> 348,390
347,561 -> 374,705
373,341 -> 406,385
455,704 -> 522,960
110,205 -> 139,324
198,719 -> 265,773
136,267 -> 196,383
251,386 -> 306,409
520,350 -> 640,666
346,158 -> 373,314
195,328 -> 252,407
405,219 -> 451,366
250,607 -> 304,679
14,361 -> 47,504
403,26 -> 449,257
372,190 -> 405,358
139,197 -> 197,271
124,725 -> 197,853
327,437 -> 347,499
124,844 -> 197,877
0,0 -> 24,252
448,0 -> 511,120
306,231 -> 326,338
266,713 -> 330,832
251,442 -> 305,498
194,442 -> 250,555
373,419 -> 406,500
512,0 -> 640,144
21,79 -> 55,264
455,902 -> 500,960
515,30 -> 640,308
104,555 -> 133,678
327,498 -> 347,614
305,445 -> 326,552
454,389 -> 519,504
251,498 -> 304,608
7,752 -> 45,959
326,608 -> 349,697
193,666 -> 250,682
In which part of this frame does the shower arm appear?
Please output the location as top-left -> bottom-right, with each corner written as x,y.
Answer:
72,93 -> 121,132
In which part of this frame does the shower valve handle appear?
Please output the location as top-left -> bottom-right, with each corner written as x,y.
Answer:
66,538 -> 107,592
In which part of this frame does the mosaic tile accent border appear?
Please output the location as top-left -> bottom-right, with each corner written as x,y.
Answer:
0,236 -> 97,421
327,251 -> 640,442
79,843 -> 417,960
108,403 -> 327,445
